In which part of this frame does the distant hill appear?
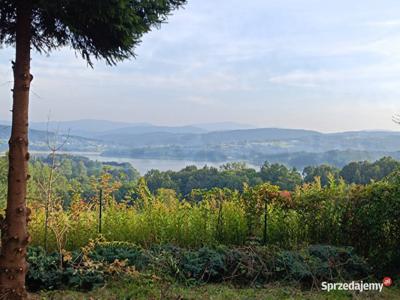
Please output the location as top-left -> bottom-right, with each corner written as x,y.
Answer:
0,119 -> 140,134
98,128 -> 322,147
22,119 -> 255,137
0,125 -> 105,152
252,149 -> 400,169
28,119 -> 149,137
98,127 -> 400,168
202,128 -> 321,144
25,119 -> 213,137
0,125 -> 49,141
97,125 -> 206,137
191,122 -> 256,132
2,120 -> 400,169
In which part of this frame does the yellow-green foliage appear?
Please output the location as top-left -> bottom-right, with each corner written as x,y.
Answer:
29,184 -> 282,251
27,178 -> 400,274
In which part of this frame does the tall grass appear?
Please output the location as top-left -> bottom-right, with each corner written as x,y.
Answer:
28,178 -> 400,274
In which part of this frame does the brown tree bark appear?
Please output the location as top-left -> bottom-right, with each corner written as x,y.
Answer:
0,2 -> 32,299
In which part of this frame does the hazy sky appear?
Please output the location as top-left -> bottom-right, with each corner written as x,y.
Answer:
2,0 -> 400,132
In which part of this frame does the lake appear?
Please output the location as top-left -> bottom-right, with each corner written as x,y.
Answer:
29,151 -> 258,174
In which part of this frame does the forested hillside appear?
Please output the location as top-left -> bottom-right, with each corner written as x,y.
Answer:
1,155 -> 397,205
4,121 -> 400,169
0,125 -> 105,152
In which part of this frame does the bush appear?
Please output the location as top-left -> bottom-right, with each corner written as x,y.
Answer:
274,245 -> 370,285
307,245 -> 369,280
27,246 -> 105,291
91,243 -> 370,287
89,241 -> 149,271
27,243 -> 370,292
175,247 -> 227,282
62,265 -> 104,291
27,247 -> 63,291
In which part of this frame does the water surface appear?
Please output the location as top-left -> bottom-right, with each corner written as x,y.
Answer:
29,151 -> 257,174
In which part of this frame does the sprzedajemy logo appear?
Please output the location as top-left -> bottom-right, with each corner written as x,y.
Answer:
321,278 -> 393,293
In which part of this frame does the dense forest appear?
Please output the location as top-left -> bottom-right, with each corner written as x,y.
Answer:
145,156 -> 400,195
1,155 -> 398,207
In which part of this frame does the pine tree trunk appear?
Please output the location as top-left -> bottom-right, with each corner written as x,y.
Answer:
0,2 -> 32,299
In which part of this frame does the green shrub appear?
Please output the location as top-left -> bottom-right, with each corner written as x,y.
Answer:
27,247 -> 63,291
27,244 -> 371,292
179,247 -> 227,282
62,266 -> 104,291
149,244 -> 370,286
27,246 -> 105,291
89,241 -> 149,270
274,245 -> 369,286
307,245 -> 370,280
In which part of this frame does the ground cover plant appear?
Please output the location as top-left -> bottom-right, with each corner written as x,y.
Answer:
26,240 -> 370,291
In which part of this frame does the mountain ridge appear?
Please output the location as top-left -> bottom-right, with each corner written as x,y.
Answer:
1,121 -> 400,169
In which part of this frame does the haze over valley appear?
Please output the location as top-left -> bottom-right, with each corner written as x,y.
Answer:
2,119 -> 400,172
